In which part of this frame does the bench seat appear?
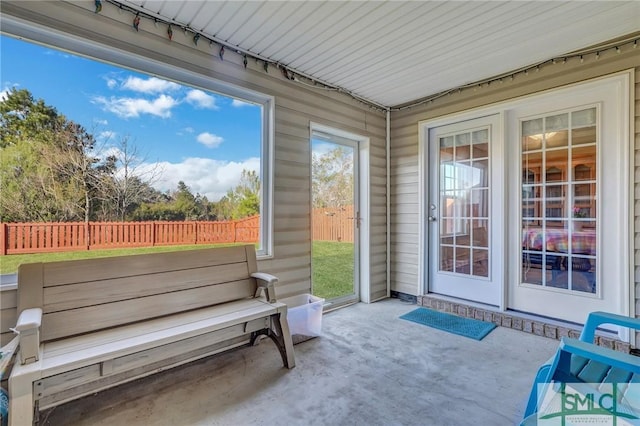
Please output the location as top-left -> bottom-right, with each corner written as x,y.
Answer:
9,245 -> 295,425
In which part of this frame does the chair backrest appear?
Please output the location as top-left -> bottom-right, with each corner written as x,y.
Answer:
17,245 -> 259,342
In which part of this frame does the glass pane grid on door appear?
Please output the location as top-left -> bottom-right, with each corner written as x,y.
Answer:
439,128 -> 490,278
521,107 -> 597,294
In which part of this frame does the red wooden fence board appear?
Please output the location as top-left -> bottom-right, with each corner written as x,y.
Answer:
2,207 -> 354,255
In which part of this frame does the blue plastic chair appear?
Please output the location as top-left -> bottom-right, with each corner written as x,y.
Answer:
522,311 -> 640,424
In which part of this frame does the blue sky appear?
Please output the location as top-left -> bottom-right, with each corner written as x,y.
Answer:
0,35 -> 262,201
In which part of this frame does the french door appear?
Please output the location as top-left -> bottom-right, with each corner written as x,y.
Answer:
507,75 -> 630,328
422,73 -> 630,338
427,115 -> 503,306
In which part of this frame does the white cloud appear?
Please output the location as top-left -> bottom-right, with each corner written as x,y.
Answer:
105,78 -> 118,90
92,94 -> 178,118
185,89 -> 218,109
0,83 -> 20,101
312,141 -> 337,156
196,132 -> 223,148
231,99 -> 254,108
98,130 -> 117,141
177,126 -> 195,137
139,157 -> 260,200
94,118 -> 109,126
88,145 -> 123,164
97,146 -> 124,162
44,50 -> 73,59
122,76 -> 180,94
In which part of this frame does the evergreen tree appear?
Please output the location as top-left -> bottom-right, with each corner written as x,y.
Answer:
0,88 -> 104,222
212,169 -> 260,220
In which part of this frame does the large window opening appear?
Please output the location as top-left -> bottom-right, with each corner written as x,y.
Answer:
0,32 -> 273,276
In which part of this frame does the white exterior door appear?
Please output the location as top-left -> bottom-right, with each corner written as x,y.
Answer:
427,115 -> 503,306
310,124 -> 362,307
507,74 -> 630,328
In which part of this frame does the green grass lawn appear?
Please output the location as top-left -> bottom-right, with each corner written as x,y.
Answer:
0,241 -> 354,302
312,240 -> 354,300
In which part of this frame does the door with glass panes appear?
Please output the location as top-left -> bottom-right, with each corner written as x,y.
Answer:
428,115 -> 503,306
508,74 -> 629,328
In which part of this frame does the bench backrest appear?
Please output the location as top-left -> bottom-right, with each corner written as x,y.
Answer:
17,245 -> 260,342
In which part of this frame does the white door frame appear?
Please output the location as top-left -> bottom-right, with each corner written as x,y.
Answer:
419,112 -> 507,311
418,72 -> 632,326
310,122 -> 371,304
425,114 -> 505,306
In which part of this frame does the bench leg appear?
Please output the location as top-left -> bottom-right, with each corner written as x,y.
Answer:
274,313 -> 295,369
9,375 -> 34,426
254,314 -> 295,369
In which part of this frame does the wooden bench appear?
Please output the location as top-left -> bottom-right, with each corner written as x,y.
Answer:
8,245 -> 295,425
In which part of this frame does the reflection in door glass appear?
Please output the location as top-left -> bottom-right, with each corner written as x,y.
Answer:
521,107 -> 597,294
438,127 -> 490,279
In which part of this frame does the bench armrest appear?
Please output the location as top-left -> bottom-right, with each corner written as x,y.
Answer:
251,272 -> 278,303
579,311 -> 640,343
12,308 -> 42,365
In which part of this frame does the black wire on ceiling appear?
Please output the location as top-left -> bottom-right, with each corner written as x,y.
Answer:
99,1 -> 639,112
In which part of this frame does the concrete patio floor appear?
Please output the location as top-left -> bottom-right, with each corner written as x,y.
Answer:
41,298 -> 558,426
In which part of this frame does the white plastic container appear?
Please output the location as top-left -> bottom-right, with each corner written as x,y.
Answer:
281,294 -> 325,343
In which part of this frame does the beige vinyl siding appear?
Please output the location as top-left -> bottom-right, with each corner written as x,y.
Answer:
369,136 -> 390,301
0,1 -> 388,329
389,130 -> 421,296
390,41 -> 639,336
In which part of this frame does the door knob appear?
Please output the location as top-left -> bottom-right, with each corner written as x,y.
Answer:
428,216 -> 437,222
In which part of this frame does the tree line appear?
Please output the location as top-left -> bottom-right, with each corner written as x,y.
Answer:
0,88 -> 259,223
312,144 -> 353,209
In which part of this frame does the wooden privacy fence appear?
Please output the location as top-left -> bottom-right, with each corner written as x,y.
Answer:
312,205 -> 355,243
0,207 -> 355,255
0,216 -> 259,255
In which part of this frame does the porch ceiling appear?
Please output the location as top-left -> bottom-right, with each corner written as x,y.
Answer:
122,0 -> 640,108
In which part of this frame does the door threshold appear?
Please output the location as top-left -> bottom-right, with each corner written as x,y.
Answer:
322,299 -> 359,314
418,294 -> 630,353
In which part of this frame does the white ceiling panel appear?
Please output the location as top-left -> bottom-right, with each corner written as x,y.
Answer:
188,5 -> 225,31
229,3 -> 291,47
248,3 -> 321,53
152,1 -> 184,21
124,1 -> 640,108
269,2 -> 365,61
